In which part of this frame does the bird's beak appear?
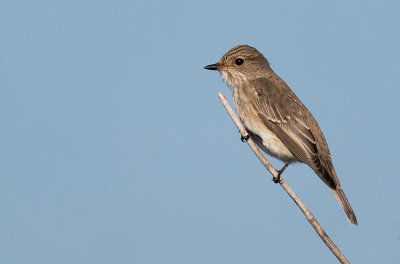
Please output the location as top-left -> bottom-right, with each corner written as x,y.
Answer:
204,63 -> 220,71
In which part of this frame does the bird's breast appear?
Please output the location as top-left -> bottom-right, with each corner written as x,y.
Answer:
232,85 -> 298,164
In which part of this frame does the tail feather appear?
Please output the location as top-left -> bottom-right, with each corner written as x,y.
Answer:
332,187 -> 358,225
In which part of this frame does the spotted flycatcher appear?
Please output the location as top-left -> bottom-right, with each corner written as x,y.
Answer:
204,45 -> 357,225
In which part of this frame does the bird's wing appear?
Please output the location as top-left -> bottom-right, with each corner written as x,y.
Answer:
251,77 -> 336,188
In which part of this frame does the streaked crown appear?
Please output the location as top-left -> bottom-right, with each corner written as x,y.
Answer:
219,45 -> 271,77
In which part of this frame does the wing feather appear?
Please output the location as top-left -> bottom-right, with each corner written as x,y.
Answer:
251,77 -> 335,188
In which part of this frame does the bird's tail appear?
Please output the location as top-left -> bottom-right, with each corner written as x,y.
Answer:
332,187 -> 358,225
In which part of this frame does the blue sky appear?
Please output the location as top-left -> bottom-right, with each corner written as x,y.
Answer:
1,0 -> 400,263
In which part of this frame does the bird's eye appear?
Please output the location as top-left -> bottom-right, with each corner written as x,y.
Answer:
235,58 -> 244,66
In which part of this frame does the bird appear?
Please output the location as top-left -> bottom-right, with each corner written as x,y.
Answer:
204,45 -> 357,225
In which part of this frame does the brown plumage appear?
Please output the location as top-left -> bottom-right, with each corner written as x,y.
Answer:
205,45 -> 357,225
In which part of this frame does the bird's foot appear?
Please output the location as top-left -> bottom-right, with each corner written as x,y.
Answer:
240,130 -> 250,142
273,164 -> 289,183
240,134 -> 250,142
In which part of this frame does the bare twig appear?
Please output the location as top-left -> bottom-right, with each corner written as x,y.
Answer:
218,93 -> 349,264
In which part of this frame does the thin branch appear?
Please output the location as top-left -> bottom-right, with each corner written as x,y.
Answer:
218,92 -> 349,264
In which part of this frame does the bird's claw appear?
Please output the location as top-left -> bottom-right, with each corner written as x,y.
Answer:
272,164 -> 289,184
240,134 -> 250,142
273,175 -> 282,184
